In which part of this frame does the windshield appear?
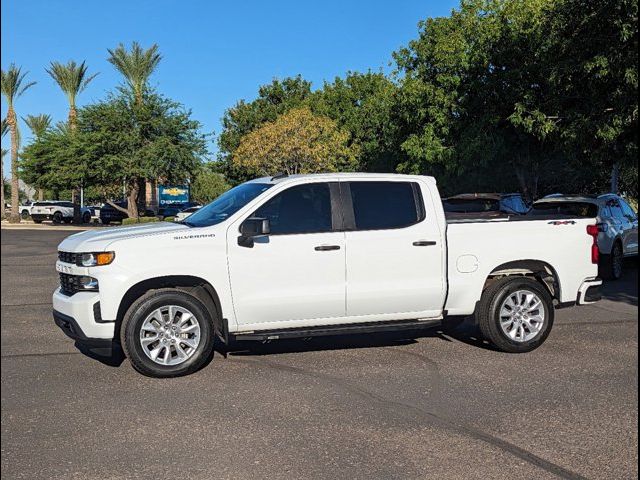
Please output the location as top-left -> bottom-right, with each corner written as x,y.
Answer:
184,182 -> 273,227
530,201 -> 598,217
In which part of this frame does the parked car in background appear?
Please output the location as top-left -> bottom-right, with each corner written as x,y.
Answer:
158,202 -> 200,219
19,200 -> 40,219
443,193 -> 530,219
99,201 -> 155,224
531,194 -> 638,280
174,205 -> 202,222
30,201 -> 92,224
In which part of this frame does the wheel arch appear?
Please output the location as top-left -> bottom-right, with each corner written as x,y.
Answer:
483,259 -> 561,301
115,275 -> 224,342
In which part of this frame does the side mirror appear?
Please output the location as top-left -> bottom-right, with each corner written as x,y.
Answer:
238,217 -> 270,248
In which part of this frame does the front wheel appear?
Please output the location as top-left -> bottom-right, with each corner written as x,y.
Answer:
121,289 -> 216,377
476,277 -> 554,353
20,210 -> 29,220
82,211 -> 91,224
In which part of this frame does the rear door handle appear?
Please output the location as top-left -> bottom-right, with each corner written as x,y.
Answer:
314,245 -> 341,251
413,240 -> 437,246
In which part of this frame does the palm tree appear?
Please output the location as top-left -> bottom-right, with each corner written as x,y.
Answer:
1,65 -> 36,223
107,42 -> 163,217
107,41 -> 161,106
46,60 -> 97,221
46,61 -> 97,130
23,114 -> 52,200
1,119 -> 7,218
23,114 -> 52,138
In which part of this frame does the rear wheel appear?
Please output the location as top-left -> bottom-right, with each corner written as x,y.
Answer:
52,211 -> 63,224
476,277 -> 554,353
20,210 -> 29,220
82,211 -> 91,224
600,241 -> 623,280
121,289 -> 216,378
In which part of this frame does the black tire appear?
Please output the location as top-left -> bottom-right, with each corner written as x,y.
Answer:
20,210 -> 30,220
52,211 -> 63,224
476,277 -> 554,353
120,289 -> 216,378
600,241 -> 623,280
82,212 -> 91,224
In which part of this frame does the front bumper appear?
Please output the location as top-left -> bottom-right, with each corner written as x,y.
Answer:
577,278 -> 602,305
52,288 -> 115,342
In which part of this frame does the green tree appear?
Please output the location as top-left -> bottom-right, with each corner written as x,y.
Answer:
310,72 -> 401,172
47,60 -> 98,220
21,91 -> 207,219
1,119 -> 7,216
219,76 -> 312,183
191,168 -> 231,204
1,64 -> 36,222
22,114 -> 52,200
544,0 -> 638,196
232,106 -> 358,176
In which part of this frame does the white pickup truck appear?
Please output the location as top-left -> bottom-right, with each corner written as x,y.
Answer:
53,173 -> 602,377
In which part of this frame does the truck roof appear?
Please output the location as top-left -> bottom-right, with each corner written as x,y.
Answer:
246,172 -> 437,185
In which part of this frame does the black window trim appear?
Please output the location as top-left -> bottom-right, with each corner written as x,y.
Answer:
239,181 -> 341,237
340,180 -> 426,232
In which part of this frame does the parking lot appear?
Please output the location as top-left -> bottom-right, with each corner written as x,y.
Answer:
1,228 -> 637,479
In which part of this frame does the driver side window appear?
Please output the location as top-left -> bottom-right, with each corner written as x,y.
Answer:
253,183 -> 333,235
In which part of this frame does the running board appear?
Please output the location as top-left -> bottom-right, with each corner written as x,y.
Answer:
231,318 -> 442,342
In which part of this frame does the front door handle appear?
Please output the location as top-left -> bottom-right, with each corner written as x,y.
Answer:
314,245 -> 341,251
413,240 -> 437,246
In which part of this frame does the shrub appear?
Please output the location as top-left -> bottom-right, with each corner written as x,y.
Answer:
122,216 -> 159,225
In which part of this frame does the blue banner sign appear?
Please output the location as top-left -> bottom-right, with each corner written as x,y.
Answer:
158,185 -> 190,205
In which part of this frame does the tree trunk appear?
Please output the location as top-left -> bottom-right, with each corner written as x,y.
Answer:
8,108 -> 20,223
610,163 -> 619,194
127,180 -> 140,219
72,188 -> 82,223
37,189 -> 44,201
68,106 -> 82,223
1,152 -> 5,220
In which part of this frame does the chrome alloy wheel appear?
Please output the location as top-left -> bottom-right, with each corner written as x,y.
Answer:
499,290 -> 545,343
139,305 -> 201,366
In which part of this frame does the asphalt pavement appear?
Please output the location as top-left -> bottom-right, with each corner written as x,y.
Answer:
1,228 -> 637,480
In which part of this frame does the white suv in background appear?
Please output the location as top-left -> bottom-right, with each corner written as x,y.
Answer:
30,201 -> 93,224
532,194 -> 638,279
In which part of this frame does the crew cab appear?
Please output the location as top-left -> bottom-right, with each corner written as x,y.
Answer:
53,173 -> 602,377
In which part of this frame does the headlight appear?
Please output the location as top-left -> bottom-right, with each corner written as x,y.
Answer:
78,252 -> 115,267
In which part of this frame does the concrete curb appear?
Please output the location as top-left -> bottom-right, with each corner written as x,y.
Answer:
1,223 -> 106,232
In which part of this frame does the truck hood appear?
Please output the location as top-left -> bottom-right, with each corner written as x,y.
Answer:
58,222 -> 191,252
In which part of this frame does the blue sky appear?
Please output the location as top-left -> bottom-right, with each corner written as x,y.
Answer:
2,0 -> 458,174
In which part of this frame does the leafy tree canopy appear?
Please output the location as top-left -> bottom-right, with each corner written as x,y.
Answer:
232,107 -> 359,176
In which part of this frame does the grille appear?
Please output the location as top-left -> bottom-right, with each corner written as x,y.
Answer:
59,273 -> 81,296
58,251 -> 78,264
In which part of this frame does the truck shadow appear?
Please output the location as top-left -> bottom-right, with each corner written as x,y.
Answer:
600,258 -> 638,306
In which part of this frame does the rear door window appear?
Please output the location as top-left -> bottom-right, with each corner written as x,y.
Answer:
348,181 -> 423,230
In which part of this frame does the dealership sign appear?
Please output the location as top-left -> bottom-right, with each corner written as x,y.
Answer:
159,185 -> 190,205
